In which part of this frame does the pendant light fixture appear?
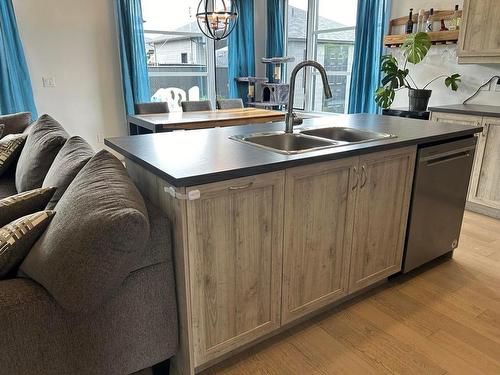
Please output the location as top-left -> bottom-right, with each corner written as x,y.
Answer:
196,0 -> 238,40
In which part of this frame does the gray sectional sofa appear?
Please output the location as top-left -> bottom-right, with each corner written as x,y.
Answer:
0,114 -> 178,374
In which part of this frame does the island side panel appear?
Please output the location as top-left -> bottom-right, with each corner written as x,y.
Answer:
125,158 -> 195,375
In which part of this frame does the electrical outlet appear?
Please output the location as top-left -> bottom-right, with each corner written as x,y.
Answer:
42,77 -> 56,88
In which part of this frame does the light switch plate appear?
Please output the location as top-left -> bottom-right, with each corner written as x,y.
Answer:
42,77 -> 56,87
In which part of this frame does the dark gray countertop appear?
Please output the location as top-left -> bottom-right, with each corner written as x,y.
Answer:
105,114 -> 481,187
428,104 -> 500,118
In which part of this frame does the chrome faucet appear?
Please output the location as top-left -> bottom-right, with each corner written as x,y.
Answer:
285,60 -> 333,133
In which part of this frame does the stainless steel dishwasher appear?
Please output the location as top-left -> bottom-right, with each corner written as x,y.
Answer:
403,136 -> 477,273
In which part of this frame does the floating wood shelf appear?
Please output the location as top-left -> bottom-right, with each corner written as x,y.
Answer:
384,30 -> 460,47
384,9 -> 461,48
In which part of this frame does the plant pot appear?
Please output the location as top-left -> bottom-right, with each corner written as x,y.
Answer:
408,89 -> 432,111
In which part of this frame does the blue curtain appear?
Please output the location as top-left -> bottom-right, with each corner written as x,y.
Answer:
228,0 -> 255,102
266,0 -> 285,81
348,0 -> 392,114
0,0 -> 37,117
115,0 -> 150,115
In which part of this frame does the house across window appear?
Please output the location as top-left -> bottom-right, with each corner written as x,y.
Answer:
286,0 -> 357,114
181,53 -> 188,64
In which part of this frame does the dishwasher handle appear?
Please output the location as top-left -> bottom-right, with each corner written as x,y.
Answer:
421,145 -> 475,167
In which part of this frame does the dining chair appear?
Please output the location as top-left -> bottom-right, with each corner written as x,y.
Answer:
181,100 -> 212,112
134,102 -> 169,115
217,99 -> 244,110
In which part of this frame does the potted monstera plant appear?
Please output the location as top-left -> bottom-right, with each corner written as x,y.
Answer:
375,32 -> 461,111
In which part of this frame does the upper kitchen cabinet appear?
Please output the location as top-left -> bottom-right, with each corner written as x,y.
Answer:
458,0 -> 500,64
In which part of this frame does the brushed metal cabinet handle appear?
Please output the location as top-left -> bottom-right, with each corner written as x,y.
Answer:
352,166 -> 359,191
228,182 -> 254,191
360,165 -> 368,189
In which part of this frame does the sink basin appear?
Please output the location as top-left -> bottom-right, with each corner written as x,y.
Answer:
230,132 -> 337,155
300,127 -> 395,143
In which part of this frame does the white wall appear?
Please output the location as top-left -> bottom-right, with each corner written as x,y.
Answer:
254,0 -> 268,78
13,0 -> 126,150
390,0 -> 500,108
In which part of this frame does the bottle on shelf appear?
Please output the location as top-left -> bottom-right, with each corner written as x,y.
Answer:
417,9 -> 426,32
440,19 -> 449,31
406,8 -> 414,34
426,8 -> 434,32
449,4 -> 461,30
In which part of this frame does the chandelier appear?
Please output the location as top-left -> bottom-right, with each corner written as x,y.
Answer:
196,0 -> 238,40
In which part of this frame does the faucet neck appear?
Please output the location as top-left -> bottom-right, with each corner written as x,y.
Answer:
285,60 -> 331,133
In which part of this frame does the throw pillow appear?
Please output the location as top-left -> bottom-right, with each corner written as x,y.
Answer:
0,134 -> 28,177
0,187 -> 57,227
42,136 -> 93,209
0,112 -> 31,138
0,210 -> 54,279
0,124 -> 4,139
15,114 -> 69,192
20,150 -> 150,313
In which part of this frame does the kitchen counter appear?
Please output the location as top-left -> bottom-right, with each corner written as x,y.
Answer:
428,104 -> 500,118
106,114 -> 481,187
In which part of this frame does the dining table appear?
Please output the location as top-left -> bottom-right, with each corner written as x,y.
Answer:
127,107 -> 286,134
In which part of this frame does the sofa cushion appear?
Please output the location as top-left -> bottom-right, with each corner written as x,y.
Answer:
0,124 -> 4,138
15,114 -> 69,193
0,177 -> 17,199
42,136 -> 93,209
20,150 -> 150,313
0,187 -> 56,227
0,133 -> 27,177
0,211 -> 54,279
0,112 -> 31,138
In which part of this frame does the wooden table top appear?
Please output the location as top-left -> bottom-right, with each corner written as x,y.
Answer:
128,108 -> 286,131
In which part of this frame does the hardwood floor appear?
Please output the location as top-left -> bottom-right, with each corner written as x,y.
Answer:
201,211 -> 500,374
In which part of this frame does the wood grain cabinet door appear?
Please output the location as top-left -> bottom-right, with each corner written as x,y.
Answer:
458,0 -> 500,64
186,172 -> 285,366
282,157 -> 359,324
468,117 -> 500,212
349,147 -> 416,293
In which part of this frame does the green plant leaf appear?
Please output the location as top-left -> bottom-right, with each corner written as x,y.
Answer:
380,55 -> 408,89
375,87 -> 395,108
445,73 -> 461,91
402,32 -> 432,64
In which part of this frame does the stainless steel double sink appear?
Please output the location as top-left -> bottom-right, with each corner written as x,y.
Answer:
230,126 -> 396,155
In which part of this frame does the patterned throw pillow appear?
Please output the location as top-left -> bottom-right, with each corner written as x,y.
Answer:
0,124 -> 4,139
0,210 -> 54,279
0,112 -> 31,137
0,187 -> 57,227
0,133 -> 27,177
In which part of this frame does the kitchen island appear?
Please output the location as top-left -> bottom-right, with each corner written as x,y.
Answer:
105,114 -> 481,375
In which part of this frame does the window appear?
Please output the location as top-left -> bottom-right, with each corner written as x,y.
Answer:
286,0 -> 357,114
141,0 -> 220,111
